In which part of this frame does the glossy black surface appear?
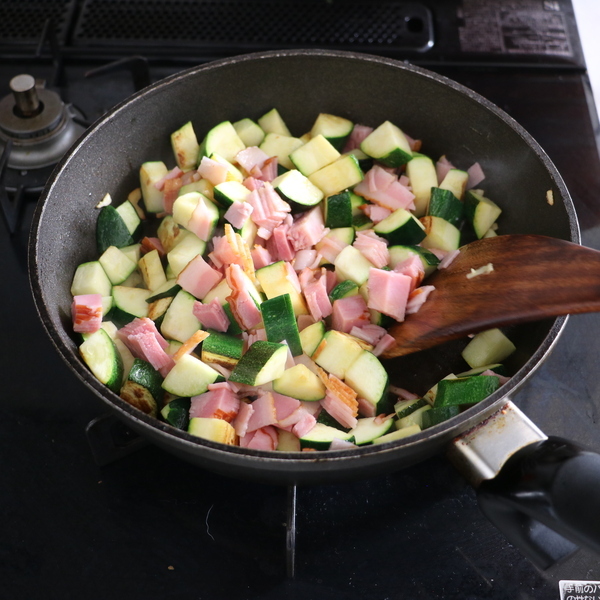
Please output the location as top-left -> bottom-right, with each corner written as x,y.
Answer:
3,2 -> 600,598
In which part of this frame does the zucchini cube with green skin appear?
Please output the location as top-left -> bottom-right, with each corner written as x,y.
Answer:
419,216 -> 461,252
433,375 -> 500,408
372,423 -> 422,444
71,260 -> 112,298
161,397 -> 191,430
259,133 -> 304,170
271,169 -> 323,210
111,286 -> 152,326
79,328 -> 124,394
120,358 -> 164,417
258,108 -> 292,136
348,416 -> 395,445
360,120 -> 413,168
188,417 -> 237,445
160,289 -> 201,343
201,330 -> 244,369
427,188 -> 465,228
140,161 -> 168,213
166,231 -> 206,277
324,191 -> 353,228
421,406 -> 460,429
374,208 -> 426,246
213,181 -> 250,208
329,280 -> 360,302
198,121 -> 246,164
229,341 -> 288,386
344,350 -> 391,414
312,330 -> 363,379
388,245 -> 440,278
440,168 -> 469,201
261,293 -> 303,356
299,320 -> 325,357
308,154 -> 364,197
299,422 -> 354,450
162,354 -> 222,397
310,113 -> 354,152
334,245 -> 374,286
273,364 -> 326,402
464,190 -> 502,239
461,328 -> 515,368
171,121 -> 200,171
289,134 -> 340,177
256,261 -> 309,316
233,117 -> 265,147
96,205 -> 135,254
405,153 -> 438,217
138,248 -> 167,292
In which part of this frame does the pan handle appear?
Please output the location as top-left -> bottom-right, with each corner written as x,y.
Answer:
448,402 -> 600,569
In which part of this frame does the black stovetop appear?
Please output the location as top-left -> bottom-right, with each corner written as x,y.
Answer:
2,2 -> 600,599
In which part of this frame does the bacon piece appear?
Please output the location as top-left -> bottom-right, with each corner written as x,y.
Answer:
315,234 -> 347,264
349,323 -> 387,346
117,317 -> 175,377
357,396 -> 377,418
367,268 -> 412,322
233,401 -> 254,438
72,294 -> 103,333
241,426 -> 279,450
246,392 -> 278,433
389,385 -> 420,400
225,264 -> 263,330
467,162 -> 485,189
154,166 -> 184,191
342,124 -> 373,153
404,133 -> 422,152
236,146 -> 271,173
242,328 -> 267,352
177,254 -> 223,299
393,254 -> 425,292
140,236 -> 166,257
197,156 -> 228,185
192,299 -> 230,332
331,295 -> 370,334
436,155 -> 455,184
292,249 -> 321,271
291,411 -> 316,438
246,182 -> 291,240
296,314 -> 317,332
405,285 -> 435,315
353,165 -> 415,211
258,157 -> 278,182
273,392 -> 301,423
163,177 -> 183,213
223,200 -> 253,229
172,329 -> 210,362
300,268 -> 333,321
372,333 -> 396,357
288,206 -> 327,251
189,385 -> 240,422
267,222 -> 295,261
361,204 -> 391,224
353,230 -> 389,268
438,248 -> 461,270
329,438 -> 358,450
321,391 -> 358,430
187,196 -> 217,242
251,245 -> 273,269
243,176 -> 264,191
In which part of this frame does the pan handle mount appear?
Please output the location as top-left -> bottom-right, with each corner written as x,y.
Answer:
448,402 -> 600,569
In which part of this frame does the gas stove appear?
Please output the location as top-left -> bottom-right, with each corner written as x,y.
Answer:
2,2 -> 600,599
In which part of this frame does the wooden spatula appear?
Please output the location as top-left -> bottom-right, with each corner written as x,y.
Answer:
382,234 -> 600,359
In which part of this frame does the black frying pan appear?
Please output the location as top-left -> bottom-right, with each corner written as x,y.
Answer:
28,49 -> 600,567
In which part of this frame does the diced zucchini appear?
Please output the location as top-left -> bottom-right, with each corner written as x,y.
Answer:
312,330 -> 363,379
461,328 -> 516,368
334,245 -> 374,286
372,423 -> 421,444
146,279 -> 181,303
258,108 -> 292,136
229,341 -> 288,386
171,121 -> 199,171
198,121 -> 246,163
179,178 -> 215,200
405,153 -> 438,216
201,330 -> 244,369
259,132 -> 304,170
299,320 -> 326,357
315,227 -> 355,265
147,296 -> 173,324
272,364 -> 326,402
329,280 -> 360,302
71,260 -> 112,298
421,406 -> 461,429
289,134 -> 340,176
277,429 -> 301,452
310,113 -> 354,151
256,261 -> 309,316
324,190 -> 353,228
157,215 -> 185,254
272,169 -> 324,210
138,249 -> 167,291
464,190 -> 502,239
202,278 -> 232,306
388,244 -> 440,277
344,350 -> 390,414
213,180 -> 250,208
299,422 -> 354,450
161,397 -> 191,430
140,161 -> 168,213
79,328 -> 124,394
166,231 -> 207,277
360,120 -> 413,167
308,154 -> 364,196
433,375 -> 500,407
428,187 -> 465,228
456,363 -> 506,377
419,216 -> 461,252
119,358 -> 164,417
396,404 -> 432,429
233,117 -> 265,147
96,205 -> 135,254
349,416 -> 394,445
374,208 -> 426,246
111,286 -> 152,325
172,192 -> 219,241
209,153 -> 245,183
162,354 -> 221,397
261,293 -> 303,356
394,397 -> 428,419
160,289 -> 201,343
188,417 -> 237,445
440,168 -> 469,201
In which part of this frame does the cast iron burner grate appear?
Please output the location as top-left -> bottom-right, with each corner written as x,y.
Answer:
73,0 -> 433,55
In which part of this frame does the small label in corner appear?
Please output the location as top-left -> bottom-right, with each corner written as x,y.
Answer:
559,581 -> 600,600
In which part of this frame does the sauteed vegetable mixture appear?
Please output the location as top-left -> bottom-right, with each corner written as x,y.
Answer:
71,109 -> 515,451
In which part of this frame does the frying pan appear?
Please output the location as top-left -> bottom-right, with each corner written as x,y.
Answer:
28,49 -> 600,568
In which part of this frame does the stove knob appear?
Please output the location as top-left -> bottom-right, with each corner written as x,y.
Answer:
10,74 -> 41,118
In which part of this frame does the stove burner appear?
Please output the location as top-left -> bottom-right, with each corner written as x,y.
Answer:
0,74 -> 85,170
